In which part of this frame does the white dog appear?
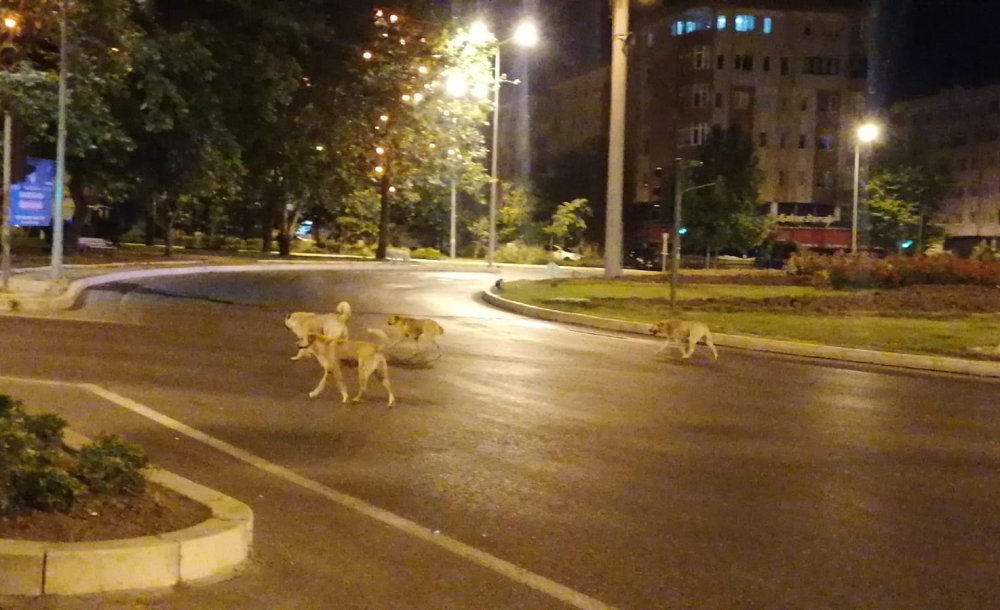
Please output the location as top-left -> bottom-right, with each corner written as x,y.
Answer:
386,314 -> 444,359
650,319 -> 719,360
298,329 -> 395,406
284,301 -> 352,361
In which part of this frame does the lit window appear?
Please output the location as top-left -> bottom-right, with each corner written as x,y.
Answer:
734,15 -> 755,32
763,17 -> 773,34
717,15 -> 727,29
685,20 -> 697,34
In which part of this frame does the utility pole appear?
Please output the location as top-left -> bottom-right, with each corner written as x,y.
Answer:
2,112 -> 11,292
50,0 -> 69,281
603,0 -> 629,278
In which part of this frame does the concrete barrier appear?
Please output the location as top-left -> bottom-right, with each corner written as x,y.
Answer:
0,431 -> 253,596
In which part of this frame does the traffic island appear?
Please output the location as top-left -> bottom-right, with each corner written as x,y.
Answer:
0,431 -> 253,597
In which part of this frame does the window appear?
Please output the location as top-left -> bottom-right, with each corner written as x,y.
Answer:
758,132 -> 767,147
693,46 -> 709,69
678,124 -> 710,146
734,54 -> 754,71
763,56 -> 771,72
816,134 -> 836,150
804,20 -> 812,35
717,54 -> 725,69
779,133 -> 787,148
717,15 -> 727,30
715,92 -> 724,108
778,170 -> 786,186
799,134 -> 807,149
691,84 -> 711,108
803,57 -> 841,76
801,98 -> 809,111
734,14 -> 756,32
763,17 -> 773,34
818,92 -> 840,112
816,171 -> 833,188
780,57 -> 790,75
734,91 -> 751,109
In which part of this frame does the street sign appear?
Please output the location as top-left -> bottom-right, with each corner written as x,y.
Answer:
10,157 -> 55,227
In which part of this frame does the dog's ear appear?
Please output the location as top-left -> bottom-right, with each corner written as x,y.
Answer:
285,313 -> 291,321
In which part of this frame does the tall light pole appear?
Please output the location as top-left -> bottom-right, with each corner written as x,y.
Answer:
1,14 -> 18,292
852,122 -> 880,254
480,20 -> 537,268
604,0 -> 629,278
669,159 -> 714,311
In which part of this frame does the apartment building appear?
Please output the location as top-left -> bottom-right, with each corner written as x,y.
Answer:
628,0 -> 870,249
890,85 -> 1000,255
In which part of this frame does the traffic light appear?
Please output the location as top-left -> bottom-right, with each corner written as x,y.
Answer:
651,166 -> 664,200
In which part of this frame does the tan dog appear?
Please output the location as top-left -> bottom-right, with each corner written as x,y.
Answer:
284,301 -> 351,361
386,314 -> 444,359
650,319 -> 719,360
299,329 -> 395,406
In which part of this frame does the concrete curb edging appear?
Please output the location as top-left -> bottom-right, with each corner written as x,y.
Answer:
481,289 -> 1000,379
0,430 -> 253,596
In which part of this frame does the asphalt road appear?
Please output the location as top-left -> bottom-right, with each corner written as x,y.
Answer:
1,264 -> 999,609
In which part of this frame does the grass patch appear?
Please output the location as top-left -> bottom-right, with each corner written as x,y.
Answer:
498,279 -> 1000,359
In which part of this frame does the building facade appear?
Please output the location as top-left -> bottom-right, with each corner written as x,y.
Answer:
627,0 -> 870,250
890,86 -> 1000,255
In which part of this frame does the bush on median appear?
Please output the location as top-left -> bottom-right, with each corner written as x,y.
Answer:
0,395 -> 149,516
786,252 -> 1000,289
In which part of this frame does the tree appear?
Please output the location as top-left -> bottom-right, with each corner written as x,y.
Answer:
684,125 -> 769,258
867,139 -> 951,253
543,198 -> 590,247
347,8 -> 492,258
497,180 -> 538,243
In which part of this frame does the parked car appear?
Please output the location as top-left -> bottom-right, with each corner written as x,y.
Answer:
546,245 -> 582,261
624,247 -> 660,270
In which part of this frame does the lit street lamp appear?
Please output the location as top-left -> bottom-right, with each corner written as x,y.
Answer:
852,121 -> 880,254
476,19 -> 538,267
1,13 -> 18,292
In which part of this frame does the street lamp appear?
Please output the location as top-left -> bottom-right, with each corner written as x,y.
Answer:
1,13 -> 18,292
476,19 -> 538,267
851,121 -> 880,254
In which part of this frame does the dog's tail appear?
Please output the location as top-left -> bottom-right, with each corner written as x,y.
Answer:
366,328 -> 391,349
336,301 -> 352,321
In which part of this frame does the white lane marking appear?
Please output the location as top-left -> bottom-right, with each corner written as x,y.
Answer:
0,375 -> 614,610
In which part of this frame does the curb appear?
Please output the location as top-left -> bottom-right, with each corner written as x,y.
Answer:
480,290 -> 1000,380
0,430 -> 253,596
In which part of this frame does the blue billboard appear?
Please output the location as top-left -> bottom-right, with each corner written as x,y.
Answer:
10,157 -> 55,227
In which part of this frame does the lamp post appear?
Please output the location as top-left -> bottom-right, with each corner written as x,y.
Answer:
604,0 -> 629,278
1,13 -> 17,292
480,20 -> 537,267
851,122 -> 880,254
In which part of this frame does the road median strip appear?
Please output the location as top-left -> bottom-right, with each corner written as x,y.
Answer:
481,289 -> 1000,379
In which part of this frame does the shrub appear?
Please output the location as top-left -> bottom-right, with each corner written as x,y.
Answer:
23,413 -> 67,448
411,247 -> 443,260
119,225 -> 145,244
73,434 -> 148,496
785,251 -> 831,277
245,238 -> 265,252
9,460 -> 82,513
494,243 -> 550,265
341,243 -> 374,258
222,236 -> 245,251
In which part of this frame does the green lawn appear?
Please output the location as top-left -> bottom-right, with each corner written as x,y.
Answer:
500,279 -> 1000,359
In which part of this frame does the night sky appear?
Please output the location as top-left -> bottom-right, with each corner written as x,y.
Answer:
880,0 -> 1000,103
474,0 -> 1000,106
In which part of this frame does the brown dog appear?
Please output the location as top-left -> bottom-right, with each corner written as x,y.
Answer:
386,314 -> 444,359
298,329 -> 396,406
650,319 -> 719,360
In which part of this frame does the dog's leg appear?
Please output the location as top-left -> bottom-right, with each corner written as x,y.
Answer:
328,346 -> 350,403
705,333 -> 719,360
352,358 -> 377,403
375,357 -> 395,406
682,336 -> 697,359
308,366 -> 329,398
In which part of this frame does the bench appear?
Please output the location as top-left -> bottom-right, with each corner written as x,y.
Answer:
77,237 -> 116,253
385,247 -> 411,263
